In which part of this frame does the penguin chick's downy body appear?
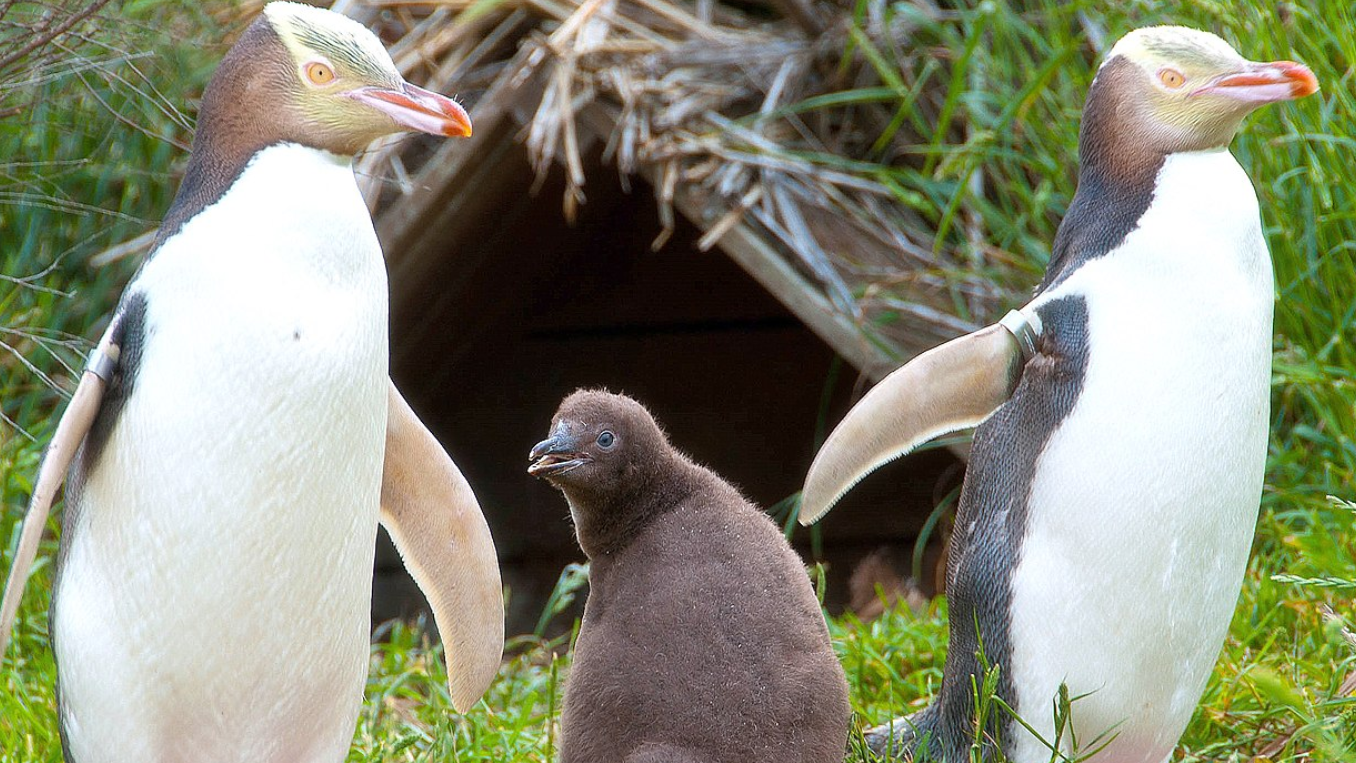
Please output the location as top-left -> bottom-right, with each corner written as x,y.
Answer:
529,391 -> 851,763
797,27 -> 1318,763
0,4 -> 504,762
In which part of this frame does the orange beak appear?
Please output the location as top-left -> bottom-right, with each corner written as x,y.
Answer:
350,82 -> 472,138
1195,60 -> 1319,104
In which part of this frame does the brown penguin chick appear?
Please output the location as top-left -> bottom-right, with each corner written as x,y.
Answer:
528,390 -> 851,763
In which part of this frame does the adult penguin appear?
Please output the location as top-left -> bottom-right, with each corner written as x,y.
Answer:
798,26 -> 1317,763
0,4 -> 503,761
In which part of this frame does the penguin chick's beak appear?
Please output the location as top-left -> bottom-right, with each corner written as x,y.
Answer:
348,82 -> 473,138
528,432 -> 590,478
1193,60 -> 1319,104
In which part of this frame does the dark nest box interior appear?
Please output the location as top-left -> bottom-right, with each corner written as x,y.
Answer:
373,139 -> 964,635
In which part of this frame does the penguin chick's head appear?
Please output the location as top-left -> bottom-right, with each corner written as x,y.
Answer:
528,390 -> 672,492
204,2 -> 471,157
1092,26 -> 1317,154
528,391 -> 685,555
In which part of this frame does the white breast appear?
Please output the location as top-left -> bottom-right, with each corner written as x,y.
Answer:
1007,150 -> 1272,763
54,144 -> 389,763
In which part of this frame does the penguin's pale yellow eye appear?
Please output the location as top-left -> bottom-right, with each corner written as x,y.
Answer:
305,62 -> 335,86
1159,68 -> 1186,89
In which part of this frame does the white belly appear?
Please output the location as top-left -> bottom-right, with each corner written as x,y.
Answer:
53,144 -> 389,763
1007,150 -> 1272,763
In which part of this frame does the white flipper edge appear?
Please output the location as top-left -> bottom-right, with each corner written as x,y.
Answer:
0,330 -> 120,654
380,381 -> 504,712
798,312 -> 1037,525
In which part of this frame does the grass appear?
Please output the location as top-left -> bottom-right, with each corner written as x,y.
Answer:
2,0 -> 1354,761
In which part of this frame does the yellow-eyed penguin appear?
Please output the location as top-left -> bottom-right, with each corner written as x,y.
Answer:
529,390 -> 851,763
797,27 -> 1317,763
0,4 -> 503,761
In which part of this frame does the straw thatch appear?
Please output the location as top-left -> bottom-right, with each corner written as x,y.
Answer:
108,0 -> 1034,377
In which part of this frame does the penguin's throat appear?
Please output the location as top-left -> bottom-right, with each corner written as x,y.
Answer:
566,468 -> 697,558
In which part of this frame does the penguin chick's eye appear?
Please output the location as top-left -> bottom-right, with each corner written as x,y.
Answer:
305,61 -> 336,86
597,431 -> 616,449
1159,68 -> 1186,89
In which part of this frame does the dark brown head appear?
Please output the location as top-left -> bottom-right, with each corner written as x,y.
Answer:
528,390 -> 695,557
1081,26 -> 1317,173
1041,27 -> 1317,289
158,2 -> 473,244
207,2 -> 471,156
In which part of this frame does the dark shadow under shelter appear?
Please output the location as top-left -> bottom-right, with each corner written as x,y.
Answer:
374,141 -> 962,634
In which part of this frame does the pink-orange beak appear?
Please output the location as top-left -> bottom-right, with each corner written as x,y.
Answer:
1194,60 -> 1319,104
350,82 -> 473,138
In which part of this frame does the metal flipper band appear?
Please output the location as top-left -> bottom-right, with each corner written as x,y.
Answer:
999,309 -> 1039,361
86,347 -> 118,382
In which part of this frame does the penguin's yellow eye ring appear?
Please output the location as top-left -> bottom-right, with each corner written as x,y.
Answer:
1159,68 -> 1186,89
305,62 -> 335,86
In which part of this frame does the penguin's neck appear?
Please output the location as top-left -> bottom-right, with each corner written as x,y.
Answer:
1040,76 -> 1172,292
158,124 -> 267,250
1118,149 -> 1262,275
566,486 -> 663,559
154,20 -> 322,251
1034,146 -> 1263,321
567,462 -> 703,559
156,139 -> 351,254
1044,143 -> 1251,292
142,142 -> 375,306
